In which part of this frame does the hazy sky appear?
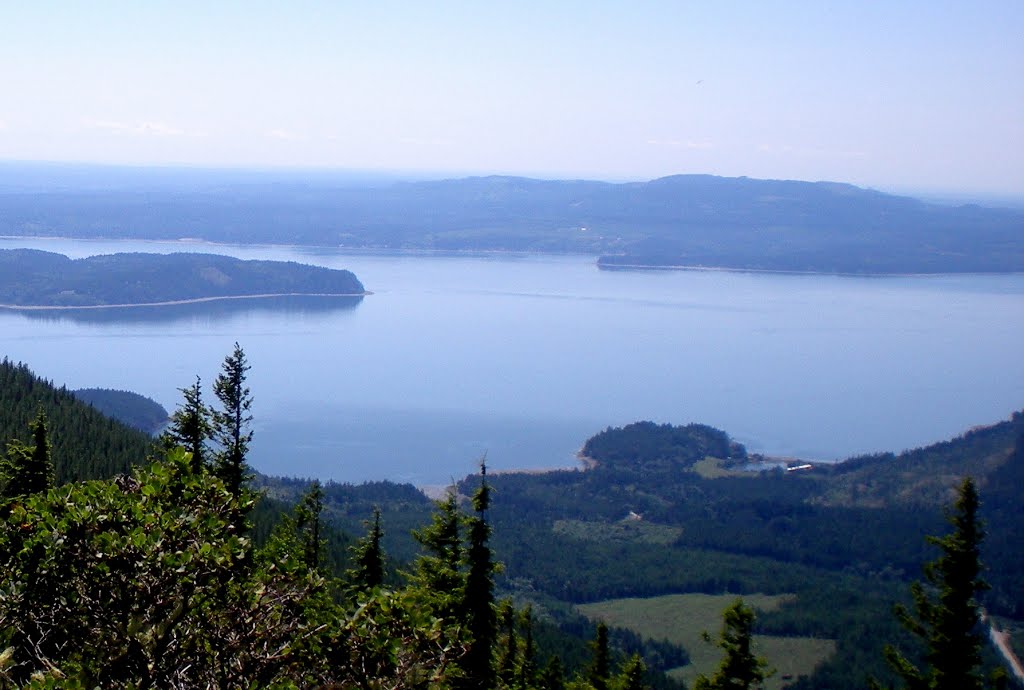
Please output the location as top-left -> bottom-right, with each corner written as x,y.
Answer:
1,1 -> 1022,195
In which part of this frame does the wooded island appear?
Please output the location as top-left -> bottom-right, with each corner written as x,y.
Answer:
0,249 -> 365,308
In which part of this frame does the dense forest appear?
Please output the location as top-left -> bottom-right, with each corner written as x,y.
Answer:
1,165 -> 1022,273
0,354 -> 1020,688
0,250 -> 365,307
0,359 -> 154,482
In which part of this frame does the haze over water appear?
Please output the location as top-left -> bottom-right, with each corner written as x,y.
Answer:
0,237 -> 1021,486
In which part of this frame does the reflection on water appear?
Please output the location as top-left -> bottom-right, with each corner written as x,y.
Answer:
12,294 -> 364,325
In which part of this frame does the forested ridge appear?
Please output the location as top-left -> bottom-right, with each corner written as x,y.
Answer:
72,388 -> 168,434
0,355 -> 1020,688
0,359 -> 154,482
1,166 -> 1022,273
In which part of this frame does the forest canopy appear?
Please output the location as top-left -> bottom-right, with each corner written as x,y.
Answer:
0,250 -> 365,307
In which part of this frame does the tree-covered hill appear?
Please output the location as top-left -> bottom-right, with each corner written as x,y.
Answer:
0,249 -> 365,307
580,421 -> 747,472
447,414 -> 1024,688
0,359 -> 155,482
72,388 -> 169,434
1,165 -> 1022,273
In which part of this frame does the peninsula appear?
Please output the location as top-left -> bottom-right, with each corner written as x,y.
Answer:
0,250 -> 366,308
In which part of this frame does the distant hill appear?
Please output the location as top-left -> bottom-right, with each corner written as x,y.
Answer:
73,388 -> 169,434
0,250 -> 365,307
1,167 -> 1021,272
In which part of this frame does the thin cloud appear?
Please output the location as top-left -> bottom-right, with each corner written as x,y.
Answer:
398,136 -> 452,147
646,139 -> 714,150
265,129 -> 304,141
87,120 -> 187,137
759,143 -> 866,159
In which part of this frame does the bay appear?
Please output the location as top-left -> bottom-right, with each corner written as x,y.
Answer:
0,237 -> 1022,486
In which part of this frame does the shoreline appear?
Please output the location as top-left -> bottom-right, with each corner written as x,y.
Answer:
596,260 -> 1024,279
2,235 -> 1021,277
0,291 -> 369,311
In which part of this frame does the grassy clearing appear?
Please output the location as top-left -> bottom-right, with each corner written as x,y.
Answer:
578,593 -> 835,690
690,457 -> 748,479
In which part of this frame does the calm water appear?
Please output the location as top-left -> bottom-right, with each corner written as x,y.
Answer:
1,237 -> 1022,486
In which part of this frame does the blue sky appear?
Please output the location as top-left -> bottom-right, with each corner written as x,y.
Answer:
1,1 -> 1021,195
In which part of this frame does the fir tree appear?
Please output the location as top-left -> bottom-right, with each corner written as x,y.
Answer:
348,505 -> 385,589
876,477 -> 989,690
589,621 -> 611,690
519,605 -> 537,689
694,599 -> 772,690
164,375 -> 211,472
461,459 -> 497,689
498,599 -> 518,687
1,410 -> 53,500
295,480 -> 326,572
410,489 -> 464,621
619,654 -> 649,690
211,343 -> 253,501
541,656 -> 566,690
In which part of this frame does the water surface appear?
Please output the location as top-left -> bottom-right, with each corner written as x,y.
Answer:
1,237 -> 1021,485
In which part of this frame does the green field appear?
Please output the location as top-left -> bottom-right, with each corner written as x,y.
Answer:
578,593 -> 836,690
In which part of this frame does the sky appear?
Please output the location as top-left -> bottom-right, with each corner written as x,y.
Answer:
1,1 -> 1022,197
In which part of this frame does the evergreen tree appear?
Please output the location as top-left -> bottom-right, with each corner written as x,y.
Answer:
519,605 -> 537,689
694,599 -> 772,690
211,343 -> 253,500
589,621 -> 611,690
164,376 -> 210,472
541,656 -> 566,690
1,410 -> 53,500
348,505 -> 386,589
876,477 -> 989,690
295,480 -> 326,572
619,654 -> 649,690
410,489 -> 464,621
461,459 -> 497,689
498,599 -> 518,687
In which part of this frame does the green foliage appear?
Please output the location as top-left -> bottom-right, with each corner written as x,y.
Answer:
580,422 -> 746,473
0,447 -> 468,688
295,480 -> 326,572
877,477 -> 990,690
410,490 -> 465,621
618,654 -> 649,690
0,411 -> 52,500
693,599 -> 772,690
211,342 -> 253,501
462,461 -> 498,688
0,448 -> 253,685
162,376 -> 210,471
348,505 -> 386,590
589,622 -> 611,690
